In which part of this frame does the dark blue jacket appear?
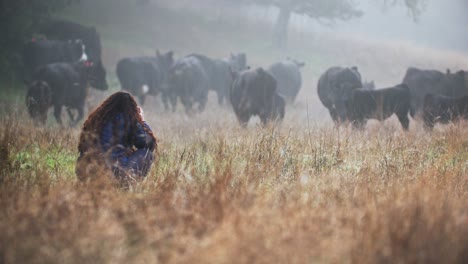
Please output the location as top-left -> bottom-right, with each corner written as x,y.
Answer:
100,113 -> 155,166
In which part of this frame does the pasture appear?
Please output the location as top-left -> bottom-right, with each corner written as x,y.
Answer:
1,1 -> 467,263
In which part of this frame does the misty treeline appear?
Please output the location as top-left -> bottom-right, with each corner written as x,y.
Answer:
0,0 -> 80,82
232,0 -> 428,48
0,0 -> 432,82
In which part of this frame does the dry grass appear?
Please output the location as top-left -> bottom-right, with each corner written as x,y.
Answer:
0,103 -> 467,263
1,1 -> 467,263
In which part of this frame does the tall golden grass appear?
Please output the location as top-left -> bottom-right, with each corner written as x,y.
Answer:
1,2 -> 467,262
0,104 -> 467,263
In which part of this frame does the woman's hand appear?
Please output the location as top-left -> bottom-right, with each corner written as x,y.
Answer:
138,106 -> 145,121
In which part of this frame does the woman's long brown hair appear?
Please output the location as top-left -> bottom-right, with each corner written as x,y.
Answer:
78,91 -> 156,154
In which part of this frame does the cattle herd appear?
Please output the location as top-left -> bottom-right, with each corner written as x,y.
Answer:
24,20 -> 468,131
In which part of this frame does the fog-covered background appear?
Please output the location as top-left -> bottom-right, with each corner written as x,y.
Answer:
1,0 -> 467,122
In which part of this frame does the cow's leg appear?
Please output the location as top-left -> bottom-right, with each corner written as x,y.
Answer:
397,113 -> 410,131
217,90 -> 225,105
352,118 -> 365,130
139,95 -> 146,106
169,94 -> 177,112
67,108 -> 76,123
196,88 -> 209,113
236,113 -> 250,128
423,114 -> 434,131
54,104 -> 63,126
260,112 -> 273,126
181,96 -> 193,115
71,106 -> 85,128
328,108 -> 339,123
161,92 -> 170,111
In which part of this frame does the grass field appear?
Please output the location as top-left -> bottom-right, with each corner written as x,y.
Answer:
1,1 -> 467,263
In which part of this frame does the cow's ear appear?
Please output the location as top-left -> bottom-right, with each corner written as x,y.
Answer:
167,51 -> 174,59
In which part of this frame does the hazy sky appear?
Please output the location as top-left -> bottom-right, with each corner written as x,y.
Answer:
290,0 -> 467,53
234,0 -> 466,52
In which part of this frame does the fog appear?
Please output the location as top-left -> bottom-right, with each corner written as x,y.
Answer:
235,0 -> 467,53
319,0 -> 467,53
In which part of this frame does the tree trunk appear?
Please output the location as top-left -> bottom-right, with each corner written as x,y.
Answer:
272,5 -> 292,49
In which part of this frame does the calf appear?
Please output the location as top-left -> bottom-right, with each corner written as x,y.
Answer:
26,61 -> 95,126
230,68 -> 285,126
423,94 -> 468,129
317,66 -> 363,123
346,84 -> 411,130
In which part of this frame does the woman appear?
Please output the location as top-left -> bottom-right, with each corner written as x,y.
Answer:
76,91 -> 156,182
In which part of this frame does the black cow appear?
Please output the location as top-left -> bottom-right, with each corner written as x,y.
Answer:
230,68 -> 285,126
116,51 -> 174,106
39,20 -> 109,91
346,84 -> 411,130
317,66 -> 363,123
25,81 -> 52,124
23,39 -> 86,78
167,56 -> 210,114
267,58 -> 305,103
185,53 -> 248,105
40,20 -> 102,63
403,67 -> 468,117
26,61 -> 100,126
423,94 -> 468,130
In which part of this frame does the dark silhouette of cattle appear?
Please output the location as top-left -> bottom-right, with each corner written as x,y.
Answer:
363,80 -> 376,90
40,20 -> 102,63
116,51 -> 174,105
230,68 -> 285,126
317,66 -> 363,123
23,39 -> 86,78
403,67 -> 468,117
26,61 -> 102,126
38,20 -> 109,92
167,56 -> 210,114
423,94 -> 468,130
25,81 -> 52,124
267,58 -> 305,103
346,84 -> 411,130
183,53 -> 248,105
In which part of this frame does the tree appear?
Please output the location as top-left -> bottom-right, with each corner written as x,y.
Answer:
0,0 -> 78,82
242,0 -> 427,49
244,0 -> 363,49
383,0 -> 428,22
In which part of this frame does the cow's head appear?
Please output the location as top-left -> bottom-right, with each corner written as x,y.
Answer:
229,53 -> 248,72
85,60 -> 108,90
287,57 -> 305,68
26,81 -> 52,124
363,80 -> 375,90
68,39 -> 87,62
